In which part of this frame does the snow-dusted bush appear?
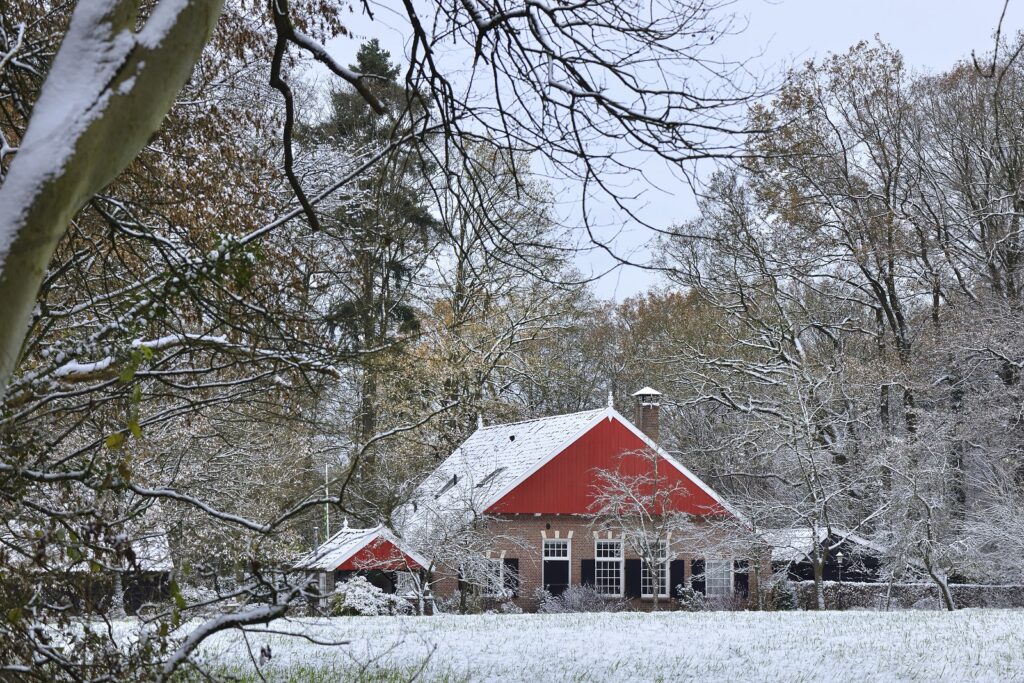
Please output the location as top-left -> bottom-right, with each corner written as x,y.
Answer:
174,584 -> 225,617
910,596 -> 941,611
536,585 -> 627,613
328,576 -> 412,617
766,580 -> 796,611
789,580 -> 1024,610
433,589 -> 487,615
674,585 -> 708,612
483,600 -> 524,615
498,600 -> 523,614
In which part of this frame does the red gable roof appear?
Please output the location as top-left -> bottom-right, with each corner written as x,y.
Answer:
339,537 -> 423,571
294,525 -> 427,572
487,415 -> 729,516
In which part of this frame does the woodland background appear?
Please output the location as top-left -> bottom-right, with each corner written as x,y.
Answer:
2,0 -> 1024,678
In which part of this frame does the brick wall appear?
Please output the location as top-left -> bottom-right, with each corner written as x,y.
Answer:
429,514 -> 762,612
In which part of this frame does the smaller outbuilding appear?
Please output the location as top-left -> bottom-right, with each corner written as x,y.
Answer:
763,527 -> 885,583
295,523 -> 428,596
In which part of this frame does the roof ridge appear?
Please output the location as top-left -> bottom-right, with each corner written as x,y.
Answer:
478,407 -> 604,430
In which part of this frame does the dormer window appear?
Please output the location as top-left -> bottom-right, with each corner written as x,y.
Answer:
476,467 -> 506,488
435,474 -> 458,498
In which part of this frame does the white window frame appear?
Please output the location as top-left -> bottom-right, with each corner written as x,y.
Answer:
396,570 -> 419,597
705,558 -> 734,598
466,557 -> 505,593
542,538 -> 571,589
594,539 -> 624,597
474,558 -> 507,598
640,541 -> 669,598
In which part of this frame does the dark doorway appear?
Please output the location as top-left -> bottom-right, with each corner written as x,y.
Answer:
334,569 -> 398,594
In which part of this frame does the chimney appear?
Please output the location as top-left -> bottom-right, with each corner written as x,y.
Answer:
632,387 -> 662,443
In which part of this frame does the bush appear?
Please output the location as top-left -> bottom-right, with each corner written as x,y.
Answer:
788,580 -> 1024,610
536,585 -> 627,613
766,579 -> 796,611
674,585 -> 707,612
433,589 -> 487,615
328,576 -> 412,616
498,600 -> 523,614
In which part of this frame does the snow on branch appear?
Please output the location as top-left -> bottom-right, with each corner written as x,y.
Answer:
157,603 -> 289,682
6,332 -> 339,409
0,0 -> 224,400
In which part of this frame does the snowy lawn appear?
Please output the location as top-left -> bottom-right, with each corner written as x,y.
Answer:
184,609 -> 1024,682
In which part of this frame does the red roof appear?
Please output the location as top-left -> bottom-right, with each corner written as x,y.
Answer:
339,537 -> 423,571
294,525 -> 426,572
487,414 -> 729,516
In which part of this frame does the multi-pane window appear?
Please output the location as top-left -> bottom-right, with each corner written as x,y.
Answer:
468,557 -> 505,593
595,540 -> 623,596
705,559 -> 733,597
641,542 -> 669,598
543,539 -> 569,559
396,571 -> 418,596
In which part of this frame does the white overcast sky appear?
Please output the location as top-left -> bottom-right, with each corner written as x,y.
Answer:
322,0 -> 1021,301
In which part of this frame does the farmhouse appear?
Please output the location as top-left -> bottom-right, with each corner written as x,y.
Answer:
397,388 -> 759,610
299,388 -> 761,611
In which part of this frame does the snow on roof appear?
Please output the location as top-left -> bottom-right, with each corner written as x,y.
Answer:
415,408 -> 605,514
761,527 -> 886,564
631,386 -> 662,396
762,528 -> 823,563
293,524 -> 427,572
396,409 -> 606,550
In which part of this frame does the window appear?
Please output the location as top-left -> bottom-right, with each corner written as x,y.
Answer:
396,571 -> 418,596
705,559 -> 733,597
466,557 -> 505,593
480,558 -> 505,597
543,539 -> 571,594
595,540 -> 623,596
470,557 -> 518,598
476,467 -> 506,488
543,539 -> 569,559
641,542 -> 669,598
435,474 -> 458,498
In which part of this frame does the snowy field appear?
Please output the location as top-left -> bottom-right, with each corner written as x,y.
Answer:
191,609 -> 1024,682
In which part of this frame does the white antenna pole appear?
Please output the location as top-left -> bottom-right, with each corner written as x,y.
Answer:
325,462 -> 330,537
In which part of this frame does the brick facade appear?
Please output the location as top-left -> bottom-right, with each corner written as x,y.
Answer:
430,514 -> 762,611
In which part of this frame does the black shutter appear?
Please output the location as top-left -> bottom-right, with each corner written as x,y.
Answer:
690,558 -> 705,594
733,559 -> 749,598
503,558 -> 520,597
669,560 -> 686,597
624,559 -> 642,598
581,559 -> 595,586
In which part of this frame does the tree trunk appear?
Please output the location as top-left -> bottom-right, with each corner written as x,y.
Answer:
0,0 -> 224,399
110,571 -> 127,619
926,560 -> 956,612
812,550 -> 825,610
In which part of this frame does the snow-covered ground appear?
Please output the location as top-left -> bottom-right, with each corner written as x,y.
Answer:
193,609 -> 1024,682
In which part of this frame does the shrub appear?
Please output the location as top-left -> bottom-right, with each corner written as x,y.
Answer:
536,585 -> 627,613
766,579 -> 796,611
674,585 -> 708,612
433,589 -> 487,615
498,600 -> 523,614
328,576 -> 412,616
